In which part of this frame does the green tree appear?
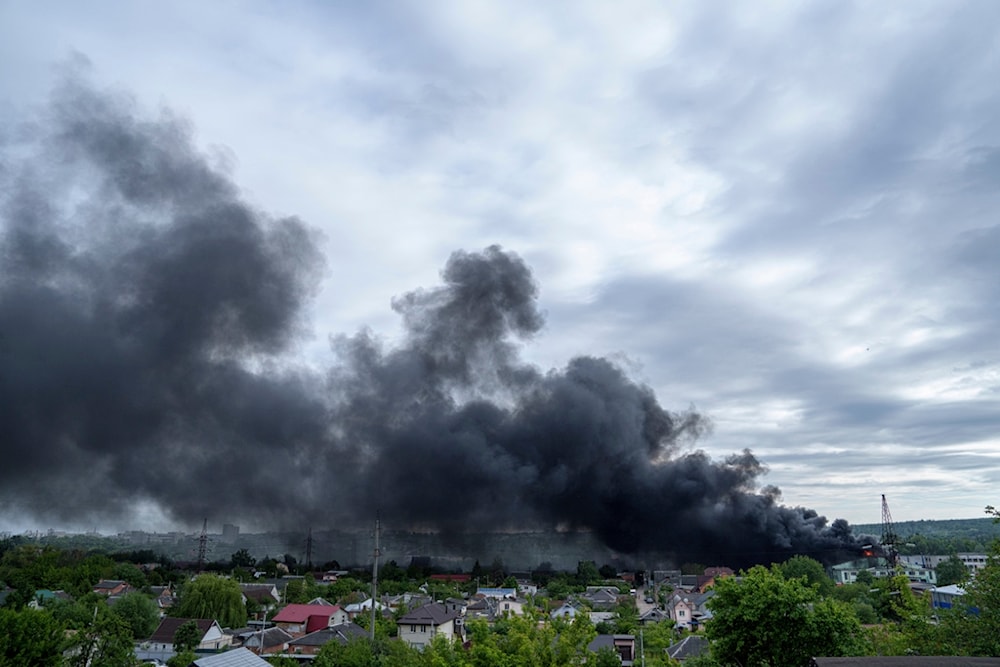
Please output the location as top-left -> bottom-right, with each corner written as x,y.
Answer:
545,578 -> 570,600
112,591 -> 160,639
938,505 -> 1000,656
174,619 -> 202,653
777,555 -> 834,596
706,565 -> 863,667
592,646 -> 620,667
612,598 -> 638,634
112,561 -> 148,589
576,560 -> 600,586
935,555 -> 968,587
175,574 -> 247,627
67,611 -> 137,667
0,607 -> 65,666
283,578 -> 309,604
230,548 -> 256,570
314,635 -> 416,667
167,651 -> 196,667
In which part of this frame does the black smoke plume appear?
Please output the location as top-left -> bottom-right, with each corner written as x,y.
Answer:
0,72 -> 865,567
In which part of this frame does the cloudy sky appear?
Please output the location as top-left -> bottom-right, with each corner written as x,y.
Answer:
2,0 -> 999,529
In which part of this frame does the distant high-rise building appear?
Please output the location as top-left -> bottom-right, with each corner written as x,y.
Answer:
222,524 -> 240,542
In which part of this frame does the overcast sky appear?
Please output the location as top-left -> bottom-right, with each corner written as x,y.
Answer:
3,1 -> 999,529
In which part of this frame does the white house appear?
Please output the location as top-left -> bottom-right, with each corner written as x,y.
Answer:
397,603 -> 461,649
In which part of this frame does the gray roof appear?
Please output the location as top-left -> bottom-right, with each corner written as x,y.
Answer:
149,618 -> 217,644
191,648 -> 272,667
288,622 -> 368,647
241,627 -> 293,650
639,608 -> 670,622
397,602 -> 459,626
667,635 -> 710,660
587,634 -> 634,651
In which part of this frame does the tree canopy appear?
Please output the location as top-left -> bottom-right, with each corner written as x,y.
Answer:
175,574 -> 246,628
111,591 -> 160,639
706,565 -> 863,667
935,554 -> 969,587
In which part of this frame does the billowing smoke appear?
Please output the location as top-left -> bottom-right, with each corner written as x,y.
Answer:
0,72 -> 865,567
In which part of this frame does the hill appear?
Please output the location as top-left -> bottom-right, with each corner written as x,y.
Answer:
851,517 -> 1000,554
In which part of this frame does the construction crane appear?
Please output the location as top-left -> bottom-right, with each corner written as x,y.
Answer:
880,494 -> 899,568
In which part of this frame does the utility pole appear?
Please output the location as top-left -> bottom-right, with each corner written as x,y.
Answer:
370,513 -> 381,642
305,527 -> 314,570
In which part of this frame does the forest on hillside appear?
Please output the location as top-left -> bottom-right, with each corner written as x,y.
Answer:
850,517 -> 1000,555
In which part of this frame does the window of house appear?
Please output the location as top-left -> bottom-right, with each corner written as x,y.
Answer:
679,610 -> 685,617
410,625 -> 416,632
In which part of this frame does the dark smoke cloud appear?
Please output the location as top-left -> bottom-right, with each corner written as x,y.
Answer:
0,71 -> 866,567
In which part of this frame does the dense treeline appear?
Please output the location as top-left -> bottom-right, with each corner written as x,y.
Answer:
851,517 -> 1000,555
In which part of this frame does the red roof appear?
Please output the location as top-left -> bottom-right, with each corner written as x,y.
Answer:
273,604 -> 342,633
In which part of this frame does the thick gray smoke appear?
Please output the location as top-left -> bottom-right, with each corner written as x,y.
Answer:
0,73 -> 864,567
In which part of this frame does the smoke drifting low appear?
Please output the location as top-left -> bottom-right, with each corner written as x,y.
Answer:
0,73 -> 864,567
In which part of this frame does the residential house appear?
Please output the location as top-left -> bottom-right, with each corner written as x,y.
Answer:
695,575 -> 718,593
444,597 -> 468,616
677,575 -> 701,591
652,570 -> 683,588
240,583 -> 281,609
271,603 -> 349,635
141,618 -> 230,663
496,597 -> 526,617
589,611 -> 616,627
549,601 -> 581,619
587,634 -> 635,666
191,647 -> 272,667
639,607 -> 671,625
465,597 -> 496,622
581,586 -> 621,610
385,592 -> 433,614
397,602 -> 461,649
93,579 -> 129,596
668,590 -> 715,630
306,597 -> 335,606
29,589 -> 72,609
476,587 -> 518,600
667,635 -> 710,662
285,622 -> 368,656
149,585 -> 175,614
240,626 -> 294,655
343,597 -> 386,620
515,579 -> 538,596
